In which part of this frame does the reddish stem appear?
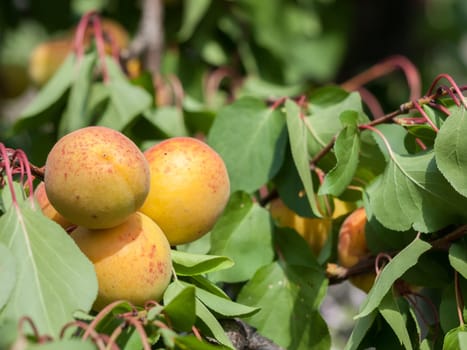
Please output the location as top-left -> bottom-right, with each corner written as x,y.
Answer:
412,100 -> 439,132
427,74 -> 467,109
357,86 -> 385,119
92,15 -> 110,84
341,55 -> 421,101
73,11 -> 96,60
0,145 -> 18,206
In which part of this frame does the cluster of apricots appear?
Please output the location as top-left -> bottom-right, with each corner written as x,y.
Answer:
34,126 -> 230,310
269,197 -> 374,293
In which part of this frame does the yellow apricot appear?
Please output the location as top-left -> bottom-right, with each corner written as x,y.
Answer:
269,198 -> 331,256
139,137 -> 230,245
337,207 -> 376,293
44,126 -> 150,229
71,212 -> 172,310
33,182 -> 73,229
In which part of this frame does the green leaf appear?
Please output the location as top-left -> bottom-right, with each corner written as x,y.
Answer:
191,283 -> 259,318
285,99 -> 321,217
175,335 -> 231,350
460,332 -> 467,350
237,262 -> 329,350
344,310 -> 377,350
0,243 -> 15,310
444,325 -> 467,350
435,107 -> 467,197
171,250 -> 233,276
307,88 -> 369,157
59,51 -> 97,136
143,106 -> 188,138
207,97 -> 287,193
97,58 -> 152,130
178,0 -> 212,41
0,202 -> 98,336
449,241 -> 467,279
209,192 -> 274,282
378,291 -> 413,350
274,148 -> 313,217
26,339 -> 96,350
355,237 -> 431,319
367,149 -> 467,232
18,54 -> 75,119
163,281 -> 196,332
195,299 -> 234,349
319,111 -> 360,196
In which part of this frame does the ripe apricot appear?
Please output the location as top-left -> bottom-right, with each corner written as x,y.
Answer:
139,137 -> 230,245
337,207 -> 375,293
34,182 -> 73,229
44,126 -> 150,229
269,198 -> 331,256
71,212 -> 172,310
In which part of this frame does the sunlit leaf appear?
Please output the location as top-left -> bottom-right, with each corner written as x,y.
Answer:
355,237 -> 431,319
237,261 -> 329,350
435,106 -> 467,197
207,97 -> 287,193
163,281 -> 196,332
171,250 -> 233,276
0,201 -> 98,336
209,192 -> 274,283
0,243 -> 15,310
367,149 -> 467,233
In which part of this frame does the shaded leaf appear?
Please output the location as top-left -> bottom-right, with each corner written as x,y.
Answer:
344,310 -> 377,350
285,99 -> 321,217
209,192 -> 274,282
178,0 -> 212,41
171,250 -> 233,276
207,97 -> 287,193
319,111 -> 360,196
378,291 -> 413,350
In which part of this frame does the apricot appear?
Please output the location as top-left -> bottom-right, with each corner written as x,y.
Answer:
71,212 -> 172,310
44,126 -> 150,229
139,137 -> 230,245
337,207 -> 376,293
33,182 -> 73,229
270,198 -> 331,256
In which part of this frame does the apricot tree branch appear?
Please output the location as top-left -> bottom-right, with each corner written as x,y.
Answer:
309,85 -> 467,167
327,224 -> 467,285
128,0 -> 164,76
